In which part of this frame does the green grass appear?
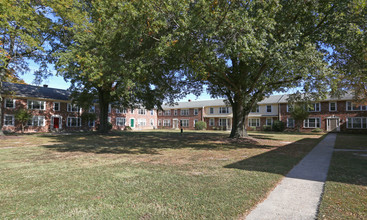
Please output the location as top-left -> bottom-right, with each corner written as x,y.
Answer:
0,131 -> 323,219
318,133 -> 367,220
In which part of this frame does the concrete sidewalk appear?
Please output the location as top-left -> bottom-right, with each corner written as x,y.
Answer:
246,133 -> 336,220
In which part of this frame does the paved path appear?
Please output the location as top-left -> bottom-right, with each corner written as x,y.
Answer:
246,133 -> 336,220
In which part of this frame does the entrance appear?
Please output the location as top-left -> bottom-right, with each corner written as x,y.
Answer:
130,118 -> 135,128
327,118 -> 340,132
173,119 -> 179,129
53,117 -> 60,129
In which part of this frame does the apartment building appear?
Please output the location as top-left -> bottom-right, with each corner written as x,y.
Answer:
1,82 -> 157,133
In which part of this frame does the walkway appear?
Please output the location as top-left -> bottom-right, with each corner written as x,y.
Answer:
246,133 -> 336,220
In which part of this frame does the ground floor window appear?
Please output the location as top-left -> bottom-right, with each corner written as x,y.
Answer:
209,118 -> 215,126
67,117 -> 81,127
266,118 -> 273,126
88,120 -> 95,127
248,118 -> 260,127
150,119 -> 154,126
163,119 -> 170,127
347,117 -> 367,129
4,114 -> 14,126
158,120 -> 162,126
28,116 -> 45,126
116,117 -> 126,126
287,118 -> 295,128
303,117 -> 321,128
138,119 -> 146,126
219,118 -> 227,127
194,119 -> 198,126
181,119 -> 189,127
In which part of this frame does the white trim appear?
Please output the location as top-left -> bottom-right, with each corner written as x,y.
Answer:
287,118 -> 295,128
27,100 -> 46,110
209,118 -> 215,126
346,101 -> 367,111
67,103 -> 80,112
180,109 -> 189,116
163,119 -> 171,127
28,115 -> 46,127
303,117 -> 321,128
248,118 -> 260,127
308,103 -> 321,112
116,117 -> 126,126
51,115 -> 63,129
130,118 -> 135,128
3,114 -> 15,126
4,98 -> 16,109
266,118 -> 273,126
53,102 -> 60,111
346,117 -> 367,129
329,102 -> 337,112
266,105 -> 272,113
209,107 -> 215,114
67,117 -> 81,127
194,109 -> 199,115
326,117 -> 340,131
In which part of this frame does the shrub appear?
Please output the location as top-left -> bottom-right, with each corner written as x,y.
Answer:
195,121 -> 207,130
124,126 -> 132,131
311,128 -> 323,133
212,126 -> 217,130
262,125 -> 272,131
272,120 -> 285,132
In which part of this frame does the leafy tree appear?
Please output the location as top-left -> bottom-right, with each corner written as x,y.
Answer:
289,103 -> 310,132
0,0 -> 57,135
168,0 -> 365,138
53,0 -> 195,133
15,109 -> 32,133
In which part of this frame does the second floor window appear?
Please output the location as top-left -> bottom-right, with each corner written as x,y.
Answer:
181,109 -> 189,115
138,108 -> 146,115
53,102 -> 60,111
194,109 -> 199,115
209,107 -> 214,114
251,105 -> 260,113
308,103 -> 321,112
174,109 -> 178,116
89,106 -> 95,113
5,98 -> 15,108
28,100 -> 45,110
346,102 -> 367,111
164,110 -> 171,116
219,107 -> 230,114
329,102 -> 337,111
266,105 -> 272,113
67,103 -> 80,112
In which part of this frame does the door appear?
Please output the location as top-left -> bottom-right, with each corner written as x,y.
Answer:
327,118 -> 340,132
173,119 -> 179,129
53,117 -> 59,129
130,118 -> 135,128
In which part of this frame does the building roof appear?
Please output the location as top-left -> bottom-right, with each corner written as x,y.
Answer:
1,82 -> 71,101
257,95 -> 284,104
277,92 -> 354,103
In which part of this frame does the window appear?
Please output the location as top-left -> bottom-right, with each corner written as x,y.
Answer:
158,111 -> 162,116
266,118 -> 273,126
67,103 -> 80,112
209,118 -> 215,126
28,100 -> 45,110
308,103 -> 321,112
209,107 -> 214,114
181,119 -> 189,127
286,104 -> 293,112
219,107 -> 230,114
116,107 -> 127,114
164,110 -> 171,116
163,119 -> 170,126
329,102 -> 337,111
108,117 -> 111,123
181,109 -> 189,115
116,117 -> 126,126
150,110 -> 154,115
347,117 -> 367,129
251,105 -> 260,113
130,109 -> 134,114
150,119 -> 154,126
346,102 -> 367,111
29,116 -> 45,126
158,119 -> 162,126
67,117 -> 81,127
4,115 -> 14,126
138,119 -> 146,126
248,118 -> 260,127
88,120 -> 95,127
89,105 -> 95,113
174,109 -> 178,116
5,99 -> 15,108
304,118 -> 321,128
194,119 -> 198,126
219,119 -> 227,127
53,102 -> 60,111
287,118 -> 295,128
266,105 -> 272,113
194,109 -> 199,115
138,108 -> 146,115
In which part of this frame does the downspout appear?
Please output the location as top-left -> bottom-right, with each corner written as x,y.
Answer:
278,95 -> 284,121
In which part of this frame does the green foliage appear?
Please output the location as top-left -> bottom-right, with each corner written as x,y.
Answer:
272,121 -> 285,132
81,112 -> 97,124
124,126 -> 132,131
290,103 -> 310,132
15,109 -> 32,133
194,121 -> 207,130
262,125 -> 272,131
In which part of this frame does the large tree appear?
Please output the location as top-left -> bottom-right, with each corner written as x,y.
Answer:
0,0 -> 57,135
168,0 -> 365,138
53,0 -> 196,133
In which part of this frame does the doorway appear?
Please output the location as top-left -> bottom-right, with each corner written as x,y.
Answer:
173,119 -> 179,129
327,117 -> 340,132
130,118 -> 135,128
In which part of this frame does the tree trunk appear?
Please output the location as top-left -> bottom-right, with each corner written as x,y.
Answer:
0,81 -> 4,136
21,124 -> 24,134
229,97 -> 248,138
97,89 -> 110,134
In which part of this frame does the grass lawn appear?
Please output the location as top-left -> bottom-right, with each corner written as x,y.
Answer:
318,133 -> 367,220
0,130 -> 323,219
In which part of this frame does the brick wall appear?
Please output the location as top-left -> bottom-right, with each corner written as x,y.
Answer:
157,108 -> 203,130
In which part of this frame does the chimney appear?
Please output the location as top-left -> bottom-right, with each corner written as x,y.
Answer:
188,99 -> 191,102
43,84 -> 48,88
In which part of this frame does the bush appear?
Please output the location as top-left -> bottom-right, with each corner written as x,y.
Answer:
247,126 -> 257,131
272,120 -> 285,132
311,128 -> 323,133
262,125 -> 272,131
195,121 -> 207,130
124,126 -> 132,131
212,126 -> 217,130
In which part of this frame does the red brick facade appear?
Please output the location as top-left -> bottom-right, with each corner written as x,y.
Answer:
157,108 -> 203,130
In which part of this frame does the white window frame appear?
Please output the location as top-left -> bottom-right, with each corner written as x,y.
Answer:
209,118 -> 215,126
158,119 -> 162,126
266,105 -> 272,113
347,117 -> 367,129
5,98 -> 16,108
286,104 -> 293,112
163,119 -> 171,126
164,110 -> 171,116
53,102 -> 60,111
248,118 -> 260,127
150,110 -> 154,115
28,100 -> 46,110
218,118 -> 228,127
219,107 -> 230,114
89,105 -> 96,113
251,105 -> 260,113
266,118 -> 273,126
150,119 -> 154,126
138,118 -> 147,126
194,119 -> 198,126
116,107 -> 127,114
181,119 -> 189,127
29,116 -> 45,127
67,117 -> 81,127
329,102 -> 337,112
67,103 -> 80,112
303,117 -> 321,128
158,111 -> 162,116
287,118 -> 295,128
209,107 -> 214,114
181,109 -> 189,116
174,109 -> 178,116
88,120 -> 95,127
308,103 -> 321,112
116,117 -> 126,126
108,117 -> 111,123
108,104 -> 112,113
3,114 -> 15,126
130,109 -> 134,114
138,108 -> 146,115
194,109 -> 199,115
346,101 -> 367,111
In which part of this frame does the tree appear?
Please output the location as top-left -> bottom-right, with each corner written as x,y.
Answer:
289,103 -> 310,132
15,109 -> 32,133
0,0 -> 57,135
53,0 -> 196,133
168,0 -> 365,138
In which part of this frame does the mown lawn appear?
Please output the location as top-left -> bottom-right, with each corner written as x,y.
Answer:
318,133 -> 367,220
0,131 -> 322,219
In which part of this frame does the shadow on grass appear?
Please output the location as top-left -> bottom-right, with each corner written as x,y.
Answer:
40,131 -> 275,155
